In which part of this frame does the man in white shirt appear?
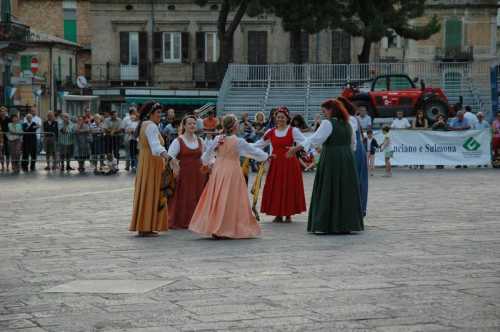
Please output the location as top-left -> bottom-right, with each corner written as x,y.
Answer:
391,111 -> 411,129
25,106 -> 42,152
356,106 -> 372,130
464,105 -> 478,128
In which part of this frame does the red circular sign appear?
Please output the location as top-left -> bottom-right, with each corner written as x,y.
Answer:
31,57 -> 39,74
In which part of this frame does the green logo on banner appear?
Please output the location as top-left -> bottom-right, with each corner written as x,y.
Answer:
463,137 -> 481,151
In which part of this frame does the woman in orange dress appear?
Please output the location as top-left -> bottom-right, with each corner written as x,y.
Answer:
167,115 -> 208,229
129,102 -> 171,237
189,114 -> 268,239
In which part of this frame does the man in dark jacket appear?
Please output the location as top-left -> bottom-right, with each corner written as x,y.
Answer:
22,114 -> 39,171
43,111 -> 58,170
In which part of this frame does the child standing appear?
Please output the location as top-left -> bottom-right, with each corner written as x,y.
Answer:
365,129 -> 379,176
0,128 -> 4,172
380,126 -> 393,177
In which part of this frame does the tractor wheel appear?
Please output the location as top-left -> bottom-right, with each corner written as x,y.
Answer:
423,99 -> 448,123
353,100 -> 375,118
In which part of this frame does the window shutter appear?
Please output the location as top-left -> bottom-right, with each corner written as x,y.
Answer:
119,32 -> 129,65
138,31 -> 148,80
153,31 -> 163,63
196,31 -> 205,62
181,32 -> 190,63
301,32 -> 309,63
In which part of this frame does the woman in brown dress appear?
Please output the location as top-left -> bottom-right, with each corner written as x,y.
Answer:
167,115 -> 208,229
129,102 -> 171,237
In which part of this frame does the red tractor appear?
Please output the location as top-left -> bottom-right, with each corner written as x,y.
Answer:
341,74 -> 451,122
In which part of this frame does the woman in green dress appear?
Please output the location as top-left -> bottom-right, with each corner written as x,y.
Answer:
288,98 -> 363,234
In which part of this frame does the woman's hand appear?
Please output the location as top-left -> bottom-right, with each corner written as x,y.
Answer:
286,146 -> 300,159
170,159 -> 180,177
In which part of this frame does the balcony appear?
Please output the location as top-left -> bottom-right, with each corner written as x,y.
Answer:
0,21 -> 30,43
435,46 -> 474,62
90,62 -> 150,87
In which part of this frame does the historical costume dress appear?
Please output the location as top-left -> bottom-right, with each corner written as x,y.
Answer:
254,126 -> 307,218
129,121 -> 169,233
167,136 -> 208,229
189,135 -> 268,239
303,118 -> 364,233
349,116 -> 368,216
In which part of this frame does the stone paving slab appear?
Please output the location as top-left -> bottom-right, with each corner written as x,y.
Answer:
0,168 -> 499,331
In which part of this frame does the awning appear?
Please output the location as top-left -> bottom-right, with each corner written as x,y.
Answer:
125,97 -> 216,106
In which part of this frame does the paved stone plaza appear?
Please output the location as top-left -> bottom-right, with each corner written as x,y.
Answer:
0,168 -> 499,331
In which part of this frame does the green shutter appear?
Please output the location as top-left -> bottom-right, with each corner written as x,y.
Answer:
20,55 -> 32,71
445,19 -> 462,49
64,19 -> 77,42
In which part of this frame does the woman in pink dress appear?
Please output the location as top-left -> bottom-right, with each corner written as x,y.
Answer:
189,114 -> 268,239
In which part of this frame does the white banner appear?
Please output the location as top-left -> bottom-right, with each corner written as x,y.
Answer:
373,129 -> 492,166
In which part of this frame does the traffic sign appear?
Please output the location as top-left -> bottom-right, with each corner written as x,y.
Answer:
31,57 -> 39,74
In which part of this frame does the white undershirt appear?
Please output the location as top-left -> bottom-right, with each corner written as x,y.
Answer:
253,126 -> 306,149
302,119 -> 356,151
202,135 -> 268,165
167,135 -> 204,159
144,123 -> 167,157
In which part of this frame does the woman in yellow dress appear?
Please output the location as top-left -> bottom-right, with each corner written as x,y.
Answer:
129,101 -> 171,237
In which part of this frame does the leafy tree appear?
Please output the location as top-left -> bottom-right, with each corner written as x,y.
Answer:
195,0 -> 265,82
337,0 -> 441,63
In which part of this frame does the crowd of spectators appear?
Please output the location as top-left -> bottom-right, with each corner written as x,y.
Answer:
0,103 -> 497,175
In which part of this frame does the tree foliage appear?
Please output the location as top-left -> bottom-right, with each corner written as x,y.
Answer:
334,0 -> 441,63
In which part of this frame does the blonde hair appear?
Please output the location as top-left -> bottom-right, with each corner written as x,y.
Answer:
254,112 -> 266,123
222,114 -> 238,135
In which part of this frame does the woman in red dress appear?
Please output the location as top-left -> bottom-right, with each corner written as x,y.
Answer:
167,115 -> 208,229
255,107 -> 307,223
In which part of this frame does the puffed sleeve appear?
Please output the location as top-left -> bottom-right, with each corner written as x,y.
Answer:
201,135 -> 221,165
292,127 -> 306,146
145,123 -> 167,157
167,138 -> 180,159
302,120 -> 333,150
253,129 -> 272,150
237,138 -> 268,161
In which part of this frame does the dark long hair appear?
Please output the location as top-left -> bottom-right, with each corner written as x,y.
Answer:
337,96 -> 357,116
134,101 -> 162,139
320,99 -> 350,122
291,114 -> 308,130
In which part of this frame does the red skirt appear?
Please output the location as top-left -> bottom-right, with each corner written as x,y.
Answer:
261,156 -> 306,217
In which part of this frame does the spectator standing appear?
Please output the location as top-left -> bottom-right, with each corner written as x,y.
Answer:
491,113 -> 500,166
0,106 -> 11,171
449,111 -> 471,168
21,114 -> 39,172
253,112 -> 267,140
26,106 -> 42,153
83,107 -> 94,124
103,110 -> 123,167
122,107 -> 137,171
240,112 -> 255,142
464,105 -> 478,128
7,114 -> 23,174
412,110 -> 428,129
365,129 -> 379,176
75,116 -> 91,173
432,114 -> 448,169
159,108 -> 177,147
90,114 -> 105,173
43,111 -> 58,170
432,114 -> 448,131
202,110 -> 219,134
0,124 -> 3,172
474,112 -> 490,130
124,112 -> 139,172
357,106 -> 372,131
391,111 -> 411,129
380,125 -> 393,177
58,113 -> 75,172
449,111 -> 471,131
